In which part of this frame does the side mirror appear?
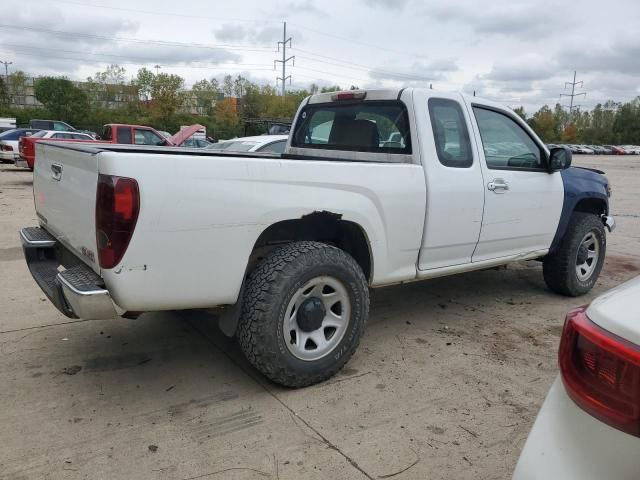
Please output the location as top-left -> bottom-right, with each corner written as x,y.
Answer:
549,146 -> 572,172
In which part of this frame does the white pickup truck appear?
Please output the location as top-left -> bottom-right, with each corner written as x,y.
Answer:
21,88 -> 615,387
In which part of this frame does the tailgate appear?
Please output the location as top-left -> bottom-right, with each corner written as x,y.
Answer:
33,142 -> 100,273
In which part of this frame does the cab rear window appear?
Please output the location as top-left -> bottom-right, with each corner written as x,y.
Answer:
291,101 -> 411,154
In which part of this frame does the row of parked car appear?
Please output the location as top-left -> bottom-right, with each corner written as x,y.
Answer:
549,144 -> 640,155
0,118 -> 289,170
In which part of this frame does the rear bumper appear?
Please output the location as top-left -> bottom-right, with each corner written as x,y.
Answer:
20,227 -> 117,319
0,151 -> 18,162
15,158 -> 29,169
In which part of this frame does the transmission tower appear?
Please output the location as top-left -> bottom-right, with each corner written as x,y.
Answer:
560,71 -> 586,114
275,22 -> 294,96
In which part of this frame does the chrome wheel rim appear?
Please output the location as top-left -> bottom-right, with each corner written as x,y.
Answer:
576,232 -> 600,282
283,276 -> 351,362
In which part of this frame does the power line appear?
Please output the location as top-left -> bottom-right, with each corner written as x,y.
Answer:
275,22 -> 294,96
560,71 -> 586,115
43,0 -> 445,66
49,0 -> 278,25
0,24 -> 273,53
0,48 -> 274,73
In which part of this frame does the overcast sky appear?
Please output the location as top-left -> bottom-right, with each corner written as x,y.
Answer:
1,0 -> 639,113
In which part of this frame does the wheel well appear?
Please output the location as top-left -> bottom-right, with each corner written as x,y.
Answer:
574,198 -> 607,216
249,212 -> 372,281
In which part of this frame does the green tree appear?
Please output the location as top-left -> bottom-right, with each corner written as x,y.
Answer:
134,67 -> 155,101
530,105 -> 555,142
150,73 -> 185,123
34,76 -> 89,123
513,106 -> 527,121
190,78 -> 220,116
0,77 -> 8,106
86,64 -> 129,106
222,75 -> 234,97
214,97 -> 240,138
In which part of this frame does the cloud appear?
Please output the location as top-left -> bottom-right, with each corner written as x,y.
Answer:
0,9 -> 241,77
428,2 -> 573,39
214,24 -> 286,46
364,0 -> 410,10
283,0 -> 328,16
367,59 -> 458,83
482,56 -> 556,83
554,40 -> 640,76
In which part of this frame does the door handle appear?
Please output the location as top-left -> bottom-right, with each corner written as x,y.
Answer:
487,179 -> 509,193
51,163 -> 63,181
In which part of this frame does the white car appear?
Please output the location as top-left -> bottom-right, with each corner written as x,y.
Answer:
207,135 -> 289,154
28,130 -> 95,142
620,145 -> 640,155
514,276 -> 640,480
0,128 -> 40,163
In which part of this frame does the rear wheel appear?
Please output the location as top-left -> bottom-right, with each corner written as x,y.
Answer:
543,212 -> 606,296
237,241 -> 369,387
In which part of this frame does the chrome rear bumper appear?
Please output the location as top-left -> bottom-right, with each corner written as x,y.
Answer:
20,227 -> 117,319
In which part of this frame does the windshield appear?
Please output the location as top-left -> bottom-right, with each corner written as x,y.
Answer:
31,130 -> 49,138
292,100 -> 411,154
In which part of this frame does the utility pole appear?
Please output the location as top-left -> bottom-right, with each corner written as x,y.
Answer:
275,21 -> 294,97
560,71 -> 586,115
1,60 -> 12,85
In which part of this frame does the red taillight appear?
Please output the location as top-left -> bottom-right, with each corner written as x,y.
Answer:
1,144 -> 13,151
96,174 -> 140,269
331,91 -> 367,101
559,306 -> 640,437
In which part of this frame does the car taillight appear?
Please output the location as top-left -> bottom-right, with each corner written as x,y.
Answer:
559,306 -> 640,437
1,144 -> 13,151
95,174 -> 140,269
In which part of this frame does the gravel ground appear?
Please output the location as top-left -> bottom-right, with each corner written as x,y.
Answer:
0,155 -> 638,480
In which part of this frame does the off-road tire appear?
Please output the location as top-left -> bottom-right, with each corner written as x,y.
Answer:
543,212 -> 606,296
237,241 -> 369,388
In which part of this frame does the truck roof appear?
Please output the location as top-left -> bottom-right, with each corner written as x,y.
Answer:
306,88 -> 503,111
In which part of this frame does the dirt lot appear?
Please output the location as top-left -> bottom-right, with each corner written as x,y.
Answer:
0,155 -> 638,480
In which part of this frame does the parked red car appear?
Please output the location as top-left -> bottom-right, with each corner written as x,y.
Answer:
607,145 -> 627,155
17,124 -> 203,170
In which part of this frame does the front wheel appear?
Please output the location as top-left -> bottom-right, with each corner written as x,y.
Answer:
543,212 -> 606,296
237,241 -> 369,387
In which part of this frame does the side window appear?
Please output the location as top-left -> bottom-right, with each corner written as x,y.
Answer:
428,98 -> 473,168
134,129 -> 164,145
473,107 -> 544,170
53,122 -> 67,131
257,140 -> 286,154
116,127 -> 132,144
102,126 -> 112,141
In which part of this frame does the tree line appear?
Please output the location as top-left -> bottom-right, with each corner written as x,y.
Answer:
1,63 -> 638,143
0,64 -> 346,138
511,99 -> 640,145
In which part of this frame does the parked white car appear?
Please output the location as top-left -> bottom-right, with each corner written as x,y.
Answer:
21,89 -> 615,387
620,145 -> 640,155
514,276 -> 640,480
207,135 -> 289,154
0,128 -> 40,163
